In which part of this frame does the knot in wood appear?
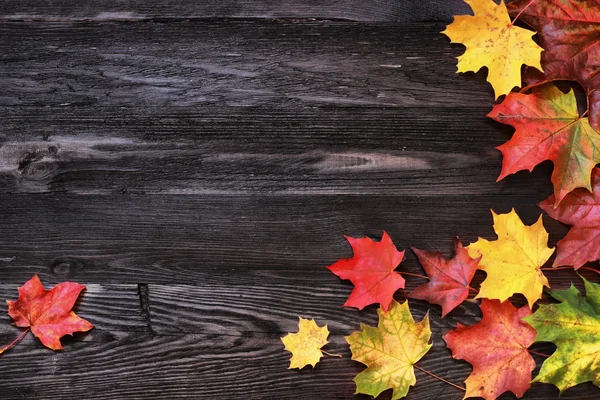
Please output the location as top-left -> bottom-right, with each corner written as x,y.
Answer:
50,258 -> 83,277
20,161 -> 57,181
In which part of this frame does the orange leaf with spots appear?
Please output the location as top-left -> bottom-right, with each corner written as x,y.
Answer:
443,299 -> 536,400
326,231 -> 405,310
1,275 -> 93,353
443,0 -> 543,98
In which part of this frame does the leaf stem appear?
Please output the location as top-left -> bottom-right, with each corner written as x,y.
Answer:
541,266 -> 600,275
468,286 -> 479,294
0,328 -> 30,355
400,272 -> 430,280
519,79 -> 553,93
528,349 -> 550,357
582,109 -> 589,118
414,364 -> 466,392
511,0 -> 536,26
322,350 -> 342,358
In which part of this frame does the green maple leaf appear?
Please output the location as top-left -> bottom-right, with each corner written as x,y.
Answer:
524,276 -> 600,392
345,300 -> 432,400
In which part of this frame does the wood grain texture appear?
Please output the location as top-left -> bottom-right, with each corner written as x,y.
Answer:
0,280 -> 595,399
0,106 -> 556,196
0,193 -> 570,285
1,15 -> 598,400
0,21 -> 494,108
0,0 -> 471,22
0,283 -> 148,344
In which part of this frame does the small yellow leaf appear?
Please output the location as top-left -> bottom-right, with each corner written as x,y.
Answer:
467,209 -> 555,307
281,317 -> 330,369
442,0 -> 543,98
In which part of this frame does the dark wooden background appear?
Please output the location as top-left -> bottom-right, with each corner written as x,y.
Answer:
0,1 -> 597,399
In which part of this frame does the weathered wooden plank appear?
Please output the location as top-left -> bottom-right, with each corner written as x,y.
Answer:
0,193 -> 571,285
0,0 -> 471,22
0,283 -> 148,346
0,300 -> 592,399
0,21 -> 493,108
0,106 -> 554,196
147,269 -> 597,336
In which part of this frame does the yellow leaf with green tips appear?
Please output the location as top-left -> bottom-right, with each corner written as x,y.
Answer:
346,300 -> 432,400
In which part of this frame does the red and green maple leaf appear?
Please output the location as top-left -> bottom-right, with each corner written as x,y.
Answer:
327,231 -> 405,310
444,299 -> 536,400
408,238 -> 479,317
540,167 -> 600,268
508,0 -> 600,130
489,83 -> 600,206
2,275 -> 94,353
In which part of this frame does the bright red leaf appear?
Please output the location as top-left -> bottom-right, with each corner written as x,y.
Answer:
540,167 -> 600,269
489,83 -> 600,206
508,0 -> 600,130
4,275 -> 93,351
444,299 -> 536,400
327,231 -> 405,310
408,238 -> 479,317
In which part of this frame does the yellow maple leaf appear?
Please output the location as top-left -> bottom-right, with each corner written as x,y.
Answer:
467,209 -> 555,307
346,300 -> 432,400
281,317 -> 330,369
442,0 -> 543,98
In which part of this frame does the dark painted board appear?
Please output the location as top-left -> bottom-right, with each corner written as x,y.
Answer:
0,22 -> 495,108
1,331 -> 593,400
0,193 -> 572,285
0,0 -> 471,22
0,280 -> 595,400
0,106 -> 556,196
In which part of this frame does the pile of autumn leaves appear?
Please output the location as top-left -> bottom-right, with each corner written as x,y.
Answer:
282,0 -> 600,399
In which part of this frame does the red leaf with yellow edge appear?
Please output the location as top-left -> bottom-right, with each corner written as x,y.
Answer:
508,0 -> 600,130
5,275 -> 93,351
443,299 -> 536,400
540,167 -> 600,269
489,83 -> 600,206
408,238 -> 479,317
327,231 -> 405,310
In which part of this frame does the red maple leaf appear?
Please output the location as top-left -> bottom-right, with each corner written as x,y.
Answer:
4,275 -> 94,352
508,0 -> 600,130
540,167 -> 600,269
489,83 -> 600,206
326,231 -> 405,310
408,238 -> 479,317
443,299 -> 536,400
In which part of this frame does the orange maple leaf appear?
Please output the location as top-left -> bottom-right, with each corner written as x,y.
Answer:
327,232 -> 405,310
3,275 -> 94,352
444,299 -> 536,400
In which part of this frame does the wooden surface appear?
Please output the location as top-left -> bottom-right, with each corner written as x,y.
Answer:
0,1 -> 598,399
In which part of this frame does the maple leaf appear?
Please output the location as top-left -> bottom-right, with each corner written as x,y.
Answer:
540,167 -> 600,268
489,83 -> 600,206
467,209 -> 554,307
444,299 -> 536,400
5,275 -> 93,351
326,231 -> 405,310
346,300 -> 431,400
442,0 -> 543,98
408,238 -> 479,317
524,276 -> 600,392
281,317 -> 330,369
508,0 -> 600,130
